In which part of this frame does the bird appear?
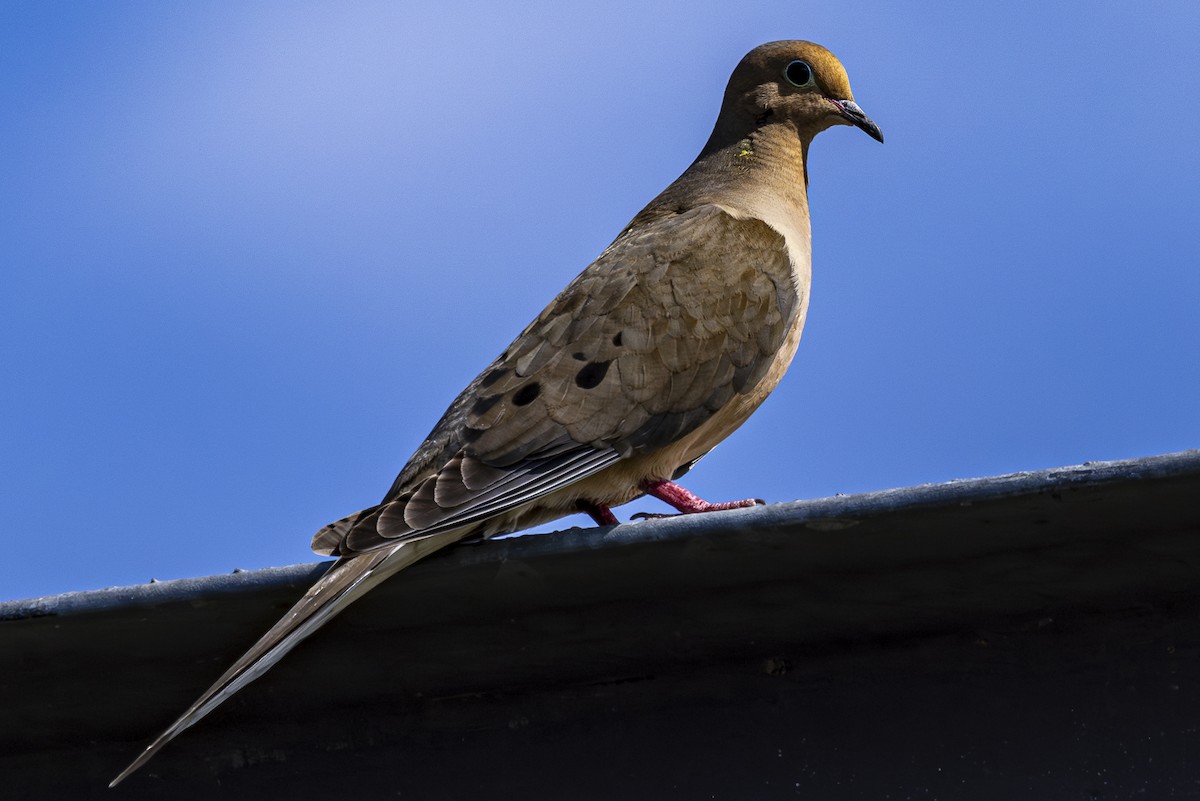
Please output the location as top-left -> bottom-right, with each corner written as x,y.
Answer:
111,39 -> 882,786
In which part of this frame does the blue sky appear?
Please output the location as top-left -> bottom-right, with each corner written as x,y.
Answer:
3,2 -> 1198,601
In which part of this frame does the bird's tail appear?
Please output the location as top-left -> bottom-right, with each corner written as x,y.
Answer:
109,528 -> 464,787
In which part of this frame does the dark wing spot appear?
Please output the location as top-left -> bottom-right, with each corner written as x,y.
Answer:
512,383 -> 541,406
479,367 -> 509,388
462,426 -> 485,443
575,360 -> 610,390
471,394 -> 501,416
612,331 -> 623,347
572,352 -> 587,361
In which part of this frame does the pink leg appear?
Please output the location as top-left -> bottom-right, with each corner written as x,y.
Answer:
576,499 -> 619,526
637,479 -> 765,517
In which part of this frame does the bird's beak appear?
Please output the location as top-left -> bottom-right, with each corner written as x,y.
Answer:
831,99 -> 884,143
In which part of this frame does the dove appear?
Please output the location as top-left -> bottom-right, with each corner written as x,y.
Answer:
111,39 -> 882,786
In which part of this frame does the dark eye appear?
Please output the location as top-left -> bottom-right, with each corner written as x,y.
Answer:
784,59 -> 814,88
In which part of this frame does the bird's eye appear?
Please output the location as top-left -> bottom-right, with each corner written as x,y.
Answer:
784,60 -> 814,88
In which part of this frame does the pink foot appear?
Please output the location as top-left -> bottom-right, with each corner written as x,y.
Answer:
633,479 -> 765,519
576,499 -> 619,526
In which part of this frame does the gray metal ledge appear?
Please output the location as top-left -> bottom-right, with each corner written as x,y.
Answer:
6,449 -> 1198,620
4,451 -> 1200,800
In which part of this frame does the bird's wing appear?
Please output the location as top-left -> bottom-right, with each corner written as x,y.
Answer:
321,205 -> 800,556
312,439 -> 623,556
110,531 -> 461,787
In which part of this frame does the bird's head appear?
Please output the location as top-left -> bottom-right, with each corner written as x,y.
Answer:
707,40 -> 883,150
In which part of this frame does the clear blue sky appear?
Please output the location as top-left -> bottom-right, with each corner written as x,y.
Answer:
3,2 -> 1198,601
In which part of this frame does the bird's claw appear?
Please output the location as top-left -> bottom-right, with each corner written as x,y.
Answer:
630,511 -> 673,521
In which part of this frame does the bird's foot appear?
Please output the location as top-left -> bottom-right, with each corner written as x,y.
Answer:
576,499 -> 619,526
631,479 -> 765,520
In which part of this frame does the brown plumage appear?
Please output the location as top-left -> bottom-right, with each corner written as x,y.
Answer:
112,39 -> 882,786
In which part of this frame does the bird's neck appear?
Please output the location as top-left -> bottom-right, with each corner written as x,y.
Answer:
632,122 -> 813,250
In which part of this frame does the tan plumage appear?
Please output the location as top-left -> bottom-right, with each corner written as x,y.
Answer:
111,39 -> 882,786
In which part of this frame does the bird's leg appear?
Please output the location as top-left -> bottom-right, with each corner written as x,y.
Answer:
576,499 -> 619,526
633,479 -> 765,519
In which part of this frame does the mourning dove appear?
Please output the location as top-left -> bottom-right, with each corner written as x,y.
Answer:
111,39 -> 881,786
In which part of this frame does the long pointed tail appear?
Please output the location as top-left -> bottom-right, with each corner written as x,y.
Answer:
110,529 -> 463,787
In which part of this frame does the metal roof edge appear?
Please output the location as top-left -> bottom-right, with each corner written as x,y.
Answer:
4,449 -> 1197,621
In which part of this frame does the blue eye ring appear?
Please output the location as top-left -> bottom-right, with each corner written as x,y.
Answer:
784,60 -> 814,87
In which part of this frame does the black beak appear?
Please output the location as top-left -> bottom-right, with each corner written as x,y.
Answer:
832,99 -> 884,143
